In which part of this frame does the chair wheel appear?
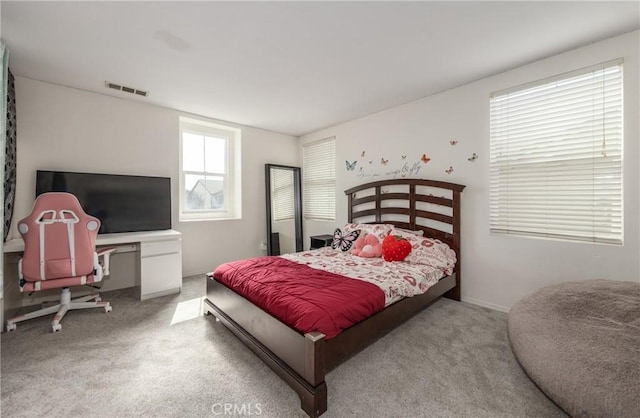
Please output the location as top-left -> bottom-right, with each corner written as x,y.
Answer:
52,323 -> 62,332
6,323 -> 16,332
105,305 -> 112,313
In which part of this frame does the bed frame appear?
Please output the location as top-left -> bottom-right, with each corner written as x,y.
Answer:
204,178 -> 465,417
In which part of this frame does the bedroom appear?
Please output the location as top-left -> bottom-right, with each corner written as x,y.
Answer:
1,2 -> 639,417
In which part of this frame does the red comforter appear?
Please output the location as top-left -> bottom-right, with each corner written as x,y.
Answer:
213,256 -> 385,339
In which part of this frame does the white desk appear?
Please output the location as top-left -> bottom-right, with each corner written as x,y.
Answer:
4,229 -> 183,301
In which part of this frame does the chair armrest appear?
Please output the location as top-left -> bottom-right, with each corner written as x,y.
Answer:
97,247 -> 117,277
97,247 -> 117,257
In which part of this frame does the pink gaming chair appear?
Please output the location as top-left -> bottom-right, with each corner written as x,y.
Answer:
6,192 -> 116,332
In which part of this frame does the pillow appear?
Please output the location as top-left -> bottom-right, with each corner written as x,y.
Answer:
331,227 -> 361,252
392,227 -> 425,237
343,223 -> 393,243
381,235 -> 412,262
401,235 -> 457,275
352,233 -> 383,258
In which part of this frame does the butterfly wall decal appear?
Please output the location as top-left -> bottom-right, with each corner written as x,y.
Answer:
445,166 -> 454,174
421,154 -> 431,164
345,160 -> 357,171
332,228 -> 361,252
361,151 -> 366,157
380,158 -> 389,165
450,140 -> 458,146
401,155 -> 407,160
468,153 -> 478,162
369,160 -> 373,164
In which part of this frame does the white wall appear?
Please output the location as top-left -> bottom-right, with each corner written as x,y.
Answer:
301,31 -> 640,311
11,78 -> 299,276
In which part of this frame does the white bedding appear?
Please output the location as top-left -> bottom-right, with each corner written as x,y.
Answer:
280,247 -> 447,306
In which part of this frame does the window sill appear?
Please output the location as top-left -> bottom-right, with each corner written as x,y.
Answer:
179,216 -> 241,223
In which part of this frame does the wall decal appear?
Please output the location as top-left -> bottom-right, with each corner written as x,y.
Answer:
449,140 -> 458,146
445,166 -> 454,174
468,153 -> 478,162
348,150 -> 424,180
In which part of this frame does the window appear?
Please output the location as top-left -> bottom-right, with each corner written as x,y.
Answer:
489,59 -> 623,245
303,137 -> 336,221
179,117 -> 242,221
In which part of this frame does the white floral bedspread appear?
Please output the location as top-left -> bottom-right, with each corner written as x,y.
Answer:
280,248 -> 445,306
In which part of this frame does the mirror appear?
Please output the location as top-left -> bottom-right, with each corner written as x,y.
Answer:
265,164 -> 303,255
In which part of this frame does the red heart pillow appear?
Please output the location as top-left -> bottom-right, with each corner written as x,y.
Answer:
382,235 -> 412,262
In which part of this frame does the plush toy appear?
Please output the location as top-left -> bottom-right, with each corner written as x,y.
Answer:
352,233 -> 383,258
382,235 -> 412,262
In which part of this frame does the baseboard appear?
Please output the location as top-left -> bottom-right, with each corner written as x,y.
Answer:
461,296 -> 510,313
182,270 -> 208,279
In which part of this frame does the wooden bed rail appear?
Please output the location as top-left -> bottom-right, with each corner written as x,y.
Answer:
205,277 -> 328,417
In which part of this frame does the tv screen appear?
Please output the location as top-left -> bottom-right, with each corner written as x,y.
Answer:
36,170 -> 171,234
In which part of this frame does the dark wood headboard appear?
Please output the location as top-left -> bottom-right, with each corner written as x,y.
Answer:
344,178 -> 465,298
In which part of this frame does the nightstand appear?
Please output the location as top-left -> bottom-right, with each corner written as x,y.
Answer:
310,234 -> 334,250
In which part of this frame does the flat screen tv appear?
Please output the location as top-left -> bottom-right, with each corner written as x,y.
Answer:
36,170 -> 171,234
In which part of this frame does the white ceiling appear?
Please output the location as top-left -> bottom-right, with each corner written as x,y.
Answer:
2,1 -> 638,136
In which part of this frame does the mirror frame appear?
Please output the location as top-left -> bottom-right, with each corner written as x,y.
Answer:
265,164 -> 303,255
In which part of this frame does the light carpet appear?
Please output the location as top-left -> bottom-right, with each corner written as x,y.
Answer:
1,275 -> 565,418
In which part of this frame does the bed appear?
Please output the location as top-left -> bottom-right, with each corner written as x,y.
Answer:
204,178 -> 465,417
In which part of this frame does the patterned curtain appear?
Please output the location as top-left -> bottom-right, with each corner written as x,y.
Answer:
3,51 -> 16,242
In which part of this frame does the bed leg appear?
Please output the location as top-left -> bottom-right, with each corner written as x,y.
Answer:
444,272 -> 461,301
304,332 -> 326,386
444,285 -> 461,301
300,382 -> 327,418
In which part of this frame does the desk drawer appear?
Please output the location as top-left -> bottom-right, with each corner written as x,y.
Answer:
140,252 -> 182,297
141,240 -> 181,257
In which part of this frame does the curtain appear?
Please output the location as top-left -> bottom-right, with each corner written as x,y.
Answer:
1,44 -> 7,300
3,49 -> 16,243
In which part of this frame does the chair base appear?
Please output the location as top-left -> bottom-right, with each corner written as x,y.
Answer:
6,288 -> 112,332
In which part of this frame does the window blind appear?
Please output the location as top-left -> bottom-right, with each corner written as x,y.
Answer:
489,59 -> 623,245
271,169 -> 294,221
303,137 -> 336,221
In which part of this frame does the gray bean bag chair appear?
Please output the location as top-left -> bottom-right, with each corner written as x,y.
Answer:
508,279 -> 640,418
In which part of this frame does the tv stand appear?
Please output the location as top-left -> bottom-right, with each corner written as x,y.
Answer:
3,229 -> 182,302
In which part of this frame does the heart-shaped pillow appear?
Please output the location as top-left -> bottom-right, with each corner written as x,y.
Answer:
382,235 -> 412,262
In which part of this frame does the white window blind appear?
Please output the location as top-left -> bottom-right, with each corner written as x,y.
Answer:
271,169 -> 295,221
489,59 -> 623,245
303,137 -> 336,221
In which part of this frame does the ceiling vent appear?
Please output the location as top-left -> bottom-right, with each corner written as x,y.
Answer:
105,81 -> 148,97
